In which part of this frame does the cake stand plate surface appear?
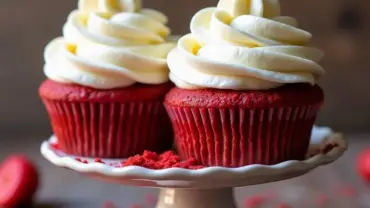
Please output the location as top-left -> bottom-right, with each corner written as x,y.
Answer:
41,126 -> 347,208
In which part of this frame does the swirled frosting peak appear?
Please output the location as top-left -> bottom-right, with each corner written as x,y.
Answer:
168,0 -> 325,90
44,0 -> 176,89
78,0 -> 142,13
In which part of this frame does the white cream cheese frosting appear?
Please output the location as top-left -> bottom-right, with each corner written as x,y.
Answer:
44,0 -> 177,89
168,0 -> 325,90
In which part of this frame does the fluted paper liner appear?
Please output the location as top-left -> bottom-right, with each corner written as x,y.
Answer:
42,99 -> 173,158
165,105 -> 321,167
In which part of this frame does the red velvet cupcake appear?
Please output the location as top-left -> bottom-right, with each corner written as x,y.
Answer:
165,1 -> 326,167
165,84 -> 324,167
39,1 -> 177,158
40,80 -> 173,158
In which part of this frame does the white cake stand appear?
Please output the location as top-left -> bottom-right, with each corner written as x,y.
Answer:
41,126 -> 347,208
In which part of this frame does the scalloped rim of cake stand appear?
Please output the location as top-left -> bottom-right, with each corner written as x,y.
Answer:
41,126 -> 347,189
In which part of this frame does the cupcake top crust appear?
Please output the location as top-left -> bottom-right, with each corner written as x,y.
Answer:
44,0 -> 177,89
168,0 -> 325,90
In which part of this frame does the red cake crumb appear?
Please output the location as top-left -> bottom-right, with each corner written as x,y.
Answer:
121,151 -> 205,170
94,158 -> 105,164
244,195 -> 266,207
74,157 -> 88,164
50,139 -> 204,170
50,142 -> 60,150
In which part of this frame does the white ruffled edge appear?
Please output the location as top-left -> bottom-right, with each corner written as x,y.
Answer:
40,126 -> 347,181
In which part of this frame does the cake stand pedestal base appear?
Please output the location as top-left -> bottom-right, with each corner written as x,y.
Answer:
157,188 -> 236,208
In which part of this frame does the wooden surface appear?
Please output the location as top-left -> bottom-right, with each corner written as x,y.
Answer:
0,135 -> 369,208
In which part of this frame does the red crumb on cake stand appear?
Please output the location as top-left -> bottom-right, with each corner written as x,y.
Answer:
51,140 -> 205,170
50,142 -> 60,150
122,151 -> 204,170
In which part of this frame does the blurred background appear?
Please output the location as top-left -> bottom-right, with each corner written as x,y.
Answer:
0,0 -> 369,138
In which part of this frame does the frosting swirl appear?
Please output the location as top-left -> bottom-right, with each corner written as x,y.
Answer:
44,0 -> 177,89
168,0 -> 325,90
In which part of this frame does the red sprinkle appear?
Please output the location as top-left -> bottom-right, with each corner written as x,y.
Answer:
121,151 -> 205,170
82,160 -> 89,164
244,195 -> 266,207
95,158 -> 105,164
75,157 -> 82,162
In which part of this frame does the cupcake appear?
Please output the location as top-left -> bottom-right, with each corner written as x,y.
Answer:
164,0 -> 325,167
39,0 -> 177,158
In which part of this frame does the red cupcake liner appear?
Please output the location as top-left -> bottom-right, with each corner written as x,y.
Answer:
42,98 -> 173,158
165,104 -> 321,167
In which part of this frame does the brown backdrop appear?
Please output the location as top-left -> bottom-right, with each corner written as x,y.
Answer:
0,0 -> 369,136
